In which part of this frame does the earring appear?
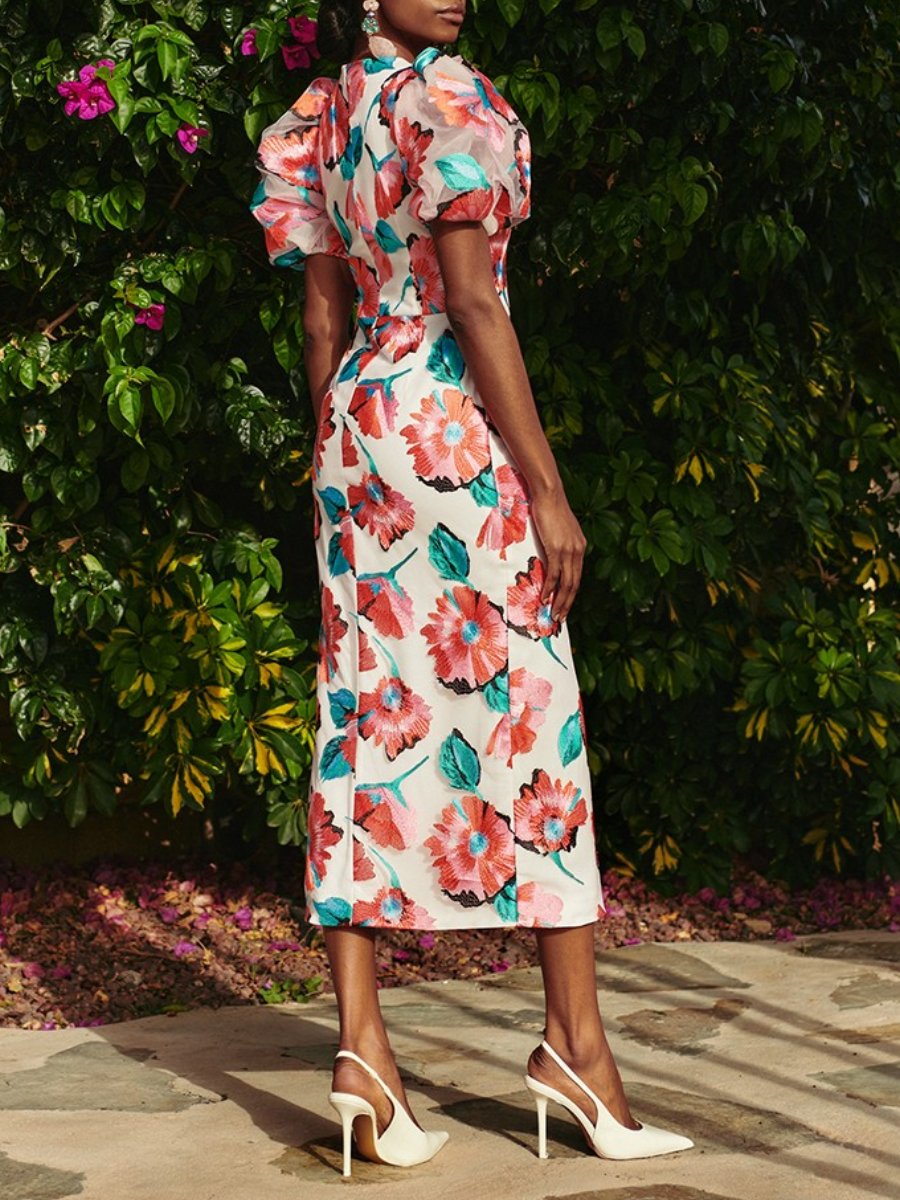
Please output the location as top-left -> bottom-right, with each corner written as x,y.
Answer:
361,0 -> 397,59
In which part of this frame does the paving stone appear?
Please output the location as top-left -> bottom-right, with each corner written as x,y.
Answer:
273,1133 -> 444,1184
829,971 -> 899,1010
808,1021 -> 900,1044
545,1188 -> 741,1200
617,997 -> 750,1055
811,1062 -> 900,1107
0,1151 -> 83,1200
799,937 -> 900,966
0,1043 -> 220,1112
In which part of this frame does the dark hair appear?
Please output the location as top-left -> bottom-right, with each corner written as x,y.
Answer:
316,0 -> 363,62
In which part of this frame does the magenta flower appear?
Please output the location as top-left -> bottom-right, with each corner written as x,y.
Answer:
134,303 -> 166,331
175,125 -> 209,155
233,906 -> 253,931
56,59 -> 117,120
418,933 -> 435,949
774,927 -> 796,941
240,28 -> 258,56
50,965 -> 72,979
281,16 -> 320,70
173,940 -> 200,957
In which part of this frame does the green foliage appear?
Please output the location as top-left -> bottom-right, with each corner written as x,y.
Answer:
1,0 -> 899,892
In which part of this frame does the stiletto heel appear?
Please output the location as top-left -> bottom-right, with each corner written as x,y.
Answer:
328,1049 -> 449,1176
523,1039 -> 694,1161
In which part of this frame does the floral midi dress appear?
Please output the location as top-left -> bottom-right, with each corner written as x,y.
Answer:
250,45 -> 606,929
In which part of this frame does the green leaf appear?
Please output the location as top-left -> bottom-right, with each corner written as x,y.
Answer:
438,729 -> 481,793
428,524 -> 470,583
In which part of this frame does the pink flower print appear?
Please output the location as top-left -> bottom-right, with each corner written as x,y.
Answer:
487,667 -> 552,767
349,380 -> 399,439
134,303 -> 165,331
514,769 -> 587,856
477,464 -> 529,560
426,66 -> 511,153
507,555 -> 561,640
176,125 -> 209,155
348,473 -> 415,550
240,29 -> 258,56
400,389 -> 490,489
257,124 -> 320,188
516,881 -> 564,927
306,790 -> 344,890
318,587 -> 348,682
358,675 -> 432,760
353,836 -> 376,881
353,886 -> 436,928
357,573 -> 415,639
409,234 -> 446,313
421,585 -> 507,694
425,794 -> 514,905
282,16 -> 320,71
56,59 -> 117,120
354,785 -> 417,850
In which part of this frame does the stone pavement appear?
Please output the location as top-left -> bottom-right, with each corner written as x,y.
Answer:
0,929 -> 898,1200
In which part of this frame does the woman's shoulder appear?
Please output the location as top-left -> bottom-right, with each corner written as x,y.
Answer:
384,45 -> 524,132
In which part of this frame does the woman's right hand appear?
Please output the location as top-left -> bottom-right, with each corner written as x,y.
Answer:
529,482 -> 587,624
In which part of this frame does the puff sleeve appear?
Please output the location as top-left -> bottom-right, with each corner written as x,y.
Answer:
250,77 -> 348,270
387,48 -> 531,237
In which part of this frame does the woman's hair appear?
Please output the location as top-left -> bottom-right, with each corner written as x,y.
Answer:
316,0 -> 363,62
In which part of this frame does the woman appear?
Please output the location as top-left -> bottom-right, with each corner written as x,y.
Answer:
250,0 -> 694,1177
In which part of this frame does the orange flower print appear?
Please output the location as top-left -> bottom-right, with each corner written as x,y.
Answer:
305,790 -> 343,891
516,881 -> 563,927
353,886 -> 435,927
421,585 -> 506,693
400,389 -> 490,490
348,473 -> 415,550
487,667 -> 552,767
425,794 -> 515,905
514,769 -> 587,856
507,555 -> 561,640
354,784 -> 417,850
477,463 -> 529,560
358,675 -> 432,760
426,68 -> 511,153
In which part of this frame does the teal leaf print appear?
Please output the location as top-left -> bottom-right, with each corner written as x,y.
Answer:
426,331 -> 465,385
428,523 -> 470,583
493,879 -> 518,922
435,153 -> 490,193
550,849 -> 583,885
484,669 -> 509,714
313,897 -> 352,925
338,346 -> 368,382
321,735 -> 353,779
327,530 -> 352,577
340,125 -> 363,179
318,486 -> 346,523
328,688 -> 356,729
469,465 -> 499,507
558,712 -> 583,767
374,219 -> 404,252
439,728 -> 481,792
332,200 -> 353,250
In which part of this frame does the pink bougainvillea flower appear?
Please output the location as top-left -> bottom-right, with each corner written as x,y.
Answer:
425,793 -> 514,905
352,885 -> 435,928
401,388 -> 490,489
173,941 -> 200,957
420,584 -> 506,693
514,768 -> 587,856
418,932 -> 436,949
56,59 -> 117,120
176,124 -> 209,155
158,904 -> 179,924
358,675 -> 432,760
134,303 -> 165,331
240,28 -> 258,56
282,16 -> 320,71
232,906 -> 253,931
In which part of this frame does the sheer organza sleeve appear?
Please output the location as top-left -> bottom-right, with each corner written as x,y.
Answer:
386,47 -> 531,237
250,77 -> 348,269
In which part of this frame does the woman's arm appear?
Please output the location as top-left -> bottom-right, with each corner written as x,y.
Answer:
431,221 -> 586,623
302,254 -> 355,422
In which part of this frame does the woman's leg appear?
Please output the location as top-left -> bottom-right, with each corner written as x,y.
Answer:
325,927 -> 421,1133
529,922 -> 641,1129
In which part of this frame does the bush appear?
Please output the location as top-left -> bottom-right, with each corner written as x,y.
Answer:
1,0 -> 898,890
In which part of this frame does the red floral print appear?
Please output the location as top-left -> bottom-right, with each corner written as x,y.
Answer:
305,790 -> 343,890
421,585 -> 506,693
477,463 -> 529,559
400,389 -> 490,489
508,555 -> 562,639
357,573 -> 415,639
353,886 -> 435,927
348,473 -> 415,550
354,785 -> 417,850
358,675 -> 432,760
425,794 -> 515,904
318,587 -> 348,682
487,667 -> 552,767
514,769 -> 588,855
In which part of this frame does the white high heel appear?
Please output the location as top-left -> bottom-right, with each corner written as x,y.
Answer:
328,1048 -> 450,1177
524,1039 -> 694,1161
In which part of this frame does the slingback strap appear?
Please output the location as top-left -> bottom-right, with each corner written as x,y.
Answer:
335,1049 -> 401,1107
540,1039 -> 604,1123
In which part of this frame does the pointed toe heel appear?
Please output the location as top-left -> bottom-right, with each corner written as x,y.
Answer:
329,1049 -> 449,1177
524,1040 -> 694,1162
